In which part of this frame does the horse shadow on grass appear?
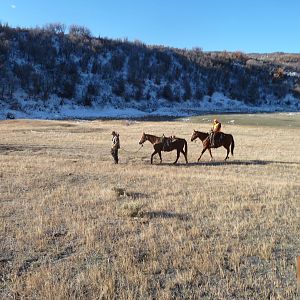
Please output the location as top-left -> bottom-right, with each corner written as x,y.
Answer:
153,160 -> 300,167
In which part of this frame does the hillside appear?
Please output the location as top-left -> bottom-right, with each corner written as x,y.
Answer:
0,23 -> 300,119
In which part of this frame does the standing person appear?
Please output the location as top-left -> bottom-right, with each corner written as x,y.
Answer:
209,119 -> 221,147
111,131 -> 120,164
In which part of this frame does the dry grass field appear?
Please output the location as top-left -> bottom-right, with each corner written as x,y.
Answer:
0,114 -> 300,299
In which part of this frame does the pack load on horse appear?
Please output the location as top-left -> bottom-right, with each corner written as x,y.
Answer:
191,129 -> 234,161
139,133 -> 188,164
111,131 -> 120,164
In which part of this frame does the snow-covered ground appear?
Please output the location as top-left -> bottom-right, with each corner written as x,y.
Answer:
0,92 -> 299,120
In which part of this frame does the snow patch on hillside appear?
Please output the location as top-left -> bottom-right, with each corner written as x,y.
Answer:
0,92 -> 299,120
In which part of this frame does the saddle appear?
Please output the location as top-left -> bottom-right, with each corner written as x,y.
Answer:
211,132 -> 224,147
162,135 -> 176,151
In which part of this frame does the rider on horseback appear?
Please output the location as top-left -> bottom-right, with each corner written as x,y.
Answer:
209,119 -> 221,147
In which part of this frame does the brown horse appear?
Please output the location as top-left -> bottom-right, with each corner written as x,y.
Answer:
139,133 -> 188,164
191,130 -> 235,161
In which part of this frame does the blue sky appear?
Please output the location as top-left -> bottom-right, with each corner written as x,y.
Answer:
1,0 -> 299,53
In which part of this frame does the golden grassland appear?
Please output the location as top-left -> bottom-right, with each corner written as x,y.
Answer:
0,115 -> 300,299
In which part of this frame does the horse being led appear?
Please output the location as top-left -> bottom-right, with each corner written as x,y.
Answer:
139,133 -> 188,164
191,130 -> 235,161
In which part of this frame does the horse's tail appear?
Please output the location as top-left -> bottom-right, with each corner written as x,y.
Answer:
184,139 -> 188,156
231,135 -> 235,156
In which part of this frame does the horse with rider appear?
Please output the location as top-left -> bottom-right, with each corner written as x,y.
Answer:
191,119 -> 235,161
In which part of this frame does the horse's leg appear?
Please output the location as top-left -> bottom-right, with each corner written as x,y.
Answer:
181,149 -> 188,164
224,145 -> 230,160
208,148 -> 214,161
197,147 -> 207,162
151,150 -> 157,164
158,151 -> 162,163
174,149 -> 180,164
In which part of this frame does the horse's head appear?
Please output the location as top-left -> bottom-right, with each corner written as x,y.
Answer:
191,130 -> 198,142
139,132 -> 147,144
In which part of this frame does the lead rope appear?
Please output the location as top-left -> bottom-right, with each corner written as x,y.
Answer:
120,144 -> 143,154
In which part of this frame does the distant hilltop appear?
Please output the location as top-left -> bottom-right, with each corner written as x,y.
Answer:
0,23 -> 299,119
